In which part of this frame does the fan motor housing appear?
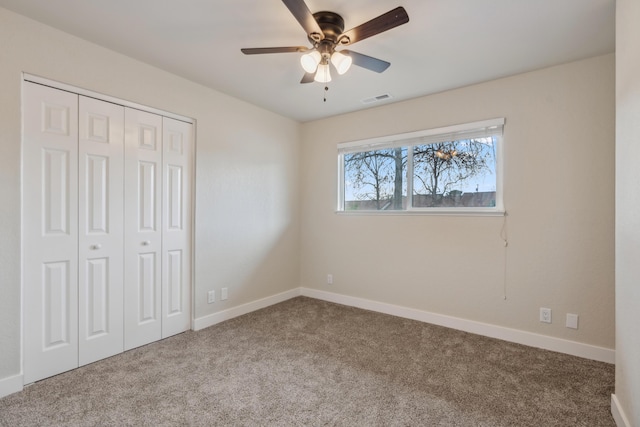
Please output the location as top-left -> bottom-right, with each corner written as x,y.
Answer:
310,11 -> 345,43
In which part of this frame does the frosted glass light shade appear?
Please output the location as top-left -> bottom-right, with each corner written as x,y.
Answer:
301,51 -> 321,73
331,51 -> 352,75
314,63 -> 332,83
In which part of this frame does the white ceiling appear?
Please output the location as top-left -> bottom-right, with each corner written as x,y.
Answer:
0,0 -> 615,122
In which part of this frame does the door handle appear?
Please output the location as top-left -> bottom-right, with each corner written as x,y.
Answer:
91,244 -> 102,250
142,240 -> 151,246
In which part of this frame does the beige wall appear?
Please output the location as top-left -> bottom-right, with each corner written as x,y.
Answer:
615,0 -> 640,424
0,8 -> 300,383
300,54 -> 615,349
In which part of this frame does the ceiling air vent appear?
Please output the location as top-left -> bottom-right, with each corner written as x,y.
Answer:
361,93 -> 393,104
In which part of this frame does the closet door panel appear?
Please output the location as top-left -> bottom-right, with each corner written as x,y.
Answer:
162,118 -> 192,337
23,82 -> 79,384
124,108 -> 163,350
78,96 -> 125,366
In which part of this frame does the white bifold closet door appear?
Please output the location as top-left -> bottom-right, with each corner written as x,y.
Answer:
160,116 -> 192,339
23,82 -> 192,384
123,111 -> 192,350
23,83 -> 80,384
123,109 -> 163,350
78,97 -> 125,366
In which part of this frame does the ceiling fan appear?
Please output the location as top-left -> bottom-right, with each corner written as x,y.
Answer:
241,0 -> 410,84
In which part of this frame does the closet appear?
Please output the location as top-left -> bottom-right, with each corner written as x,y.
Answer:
22,81 -> 192,384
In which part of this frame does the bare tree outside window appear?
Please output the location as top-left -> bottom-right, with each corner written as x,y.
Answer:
413,137 -> 496,208
344,147 -> 407,210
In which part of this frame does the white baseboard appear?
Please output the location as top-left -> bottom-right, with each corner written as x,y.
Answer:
193,288 -> 302,331
0,373 -> 23,399
611,394 -> 632,427
300,288 -> 615,364
192,287 -> 614,363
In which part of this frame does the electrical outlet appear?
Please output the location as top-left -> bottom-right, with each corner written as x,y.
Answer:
566,313 -> 579,329
540,307 -> 552,323
327,274 -> 333,285
221,287 -> 228,300
207,290 -> 215,304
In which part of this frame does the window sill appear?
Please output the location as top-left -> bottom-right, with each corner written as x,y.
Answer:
335,209 -> 506,217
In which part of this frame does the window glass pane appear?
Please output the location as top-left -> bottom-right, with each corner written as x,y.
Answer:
412,137 -> 497,208
344,147 -> 407,210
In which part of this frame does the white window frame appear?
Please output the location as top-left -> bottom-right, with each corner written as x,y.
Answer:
337,118 -> 505,216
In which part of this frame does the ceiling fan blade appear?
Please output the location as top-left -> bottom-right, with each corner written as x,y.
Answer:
342,50 -> 390,73
241,46 -> 309,55
282,0 -> 324,40
339,7 -> 409,45
300,72 -> 315,84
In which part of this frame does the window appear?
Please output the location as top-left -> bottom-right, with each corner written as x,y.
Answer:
338,118 -> 504,214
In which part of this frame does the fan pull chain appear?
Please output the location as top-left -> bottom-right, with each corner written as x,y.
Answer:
324,85 -> 328,102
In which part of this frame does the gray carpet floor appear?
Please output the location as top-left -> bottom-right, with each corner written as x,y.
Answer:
0,296 -> 615,426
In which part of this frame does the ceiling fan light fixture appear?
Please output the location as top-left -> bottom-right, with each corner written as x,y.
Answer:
314,62 -> 332,83
241,3 -> 410,87
301,50 -> 321,73
331,51 -> 352,75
